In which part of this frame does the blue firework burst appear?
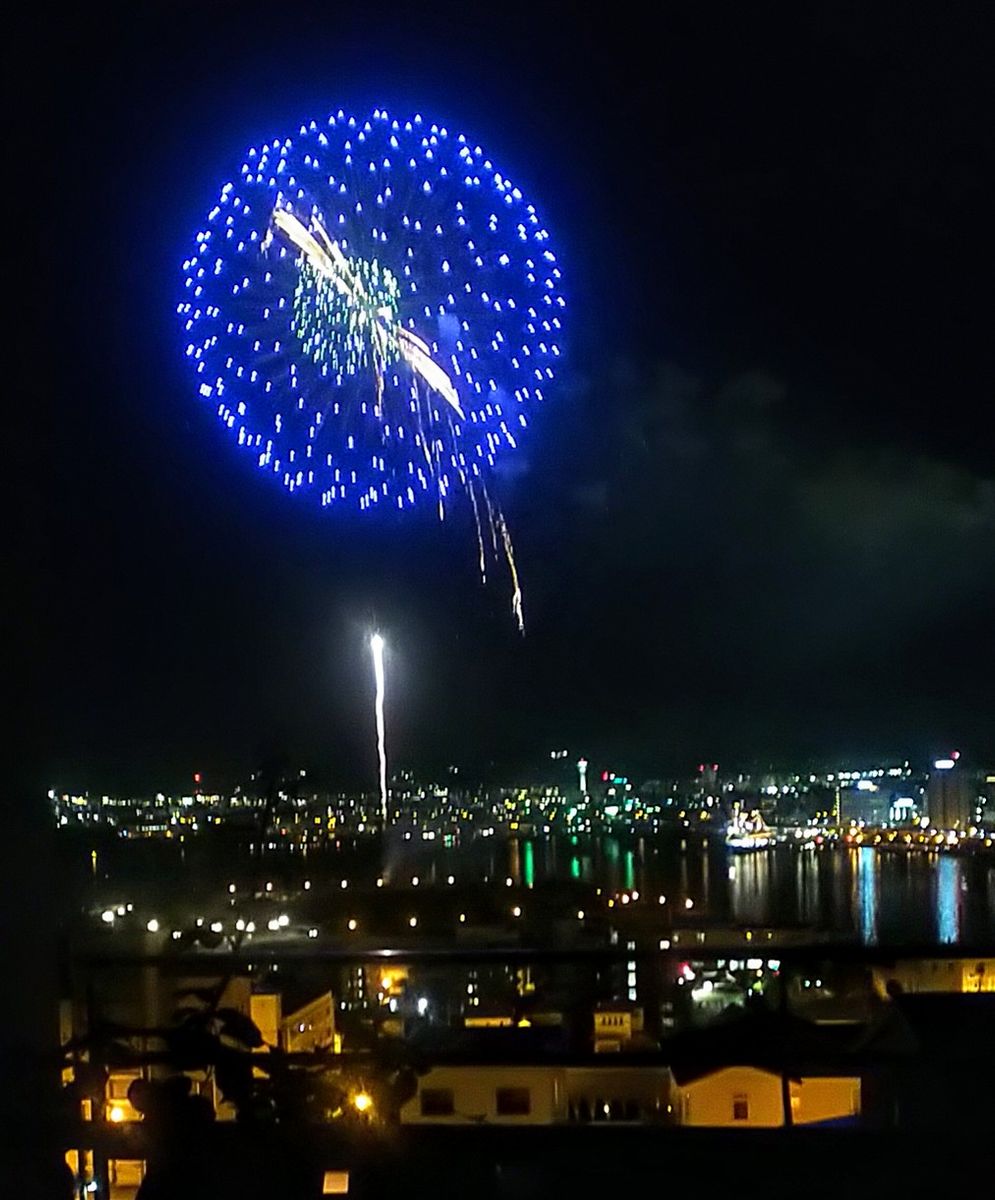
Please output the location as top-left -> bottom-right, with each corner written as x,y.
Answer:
179,108 -> 564,629
179,107 -> 563,503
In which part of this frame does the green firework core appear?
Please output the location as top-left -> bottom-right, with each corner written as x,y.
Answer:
292,253 -> 401,376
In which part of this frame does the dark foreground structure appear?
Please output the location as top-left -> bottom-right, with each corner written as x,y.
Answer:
34,941 -> 995,1196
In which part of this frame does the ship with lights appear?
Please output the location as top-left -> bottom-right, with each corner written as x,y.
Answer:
725,804 -> 774,851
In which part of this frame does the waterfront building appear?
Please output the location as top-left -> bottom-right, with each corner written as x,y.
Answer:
927,758 -> 975,830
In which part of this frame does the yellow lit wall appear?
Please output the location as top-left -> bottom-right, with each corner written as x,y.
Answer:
108,1158 -> 145,1198
678,1067 -> 859,1128
401,1065 -> 676,1125
562,1066 -> 672,1120
400,1066 -> 559,1125
871,958 -> 995,996
964,961 -> 995,992
250,992 -> 281,1047
105,1069 -> 143,1123
374,964 -> 410,996
593,1006 -> 644,1051
250,992 -> 281,1080
793,1076 -> 862,1126
282,992 -> 337,1052
594,1011 -> 633,1040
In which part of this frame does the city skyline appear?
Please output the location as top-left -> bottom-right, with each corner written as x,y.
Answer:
43,741 -> 992,797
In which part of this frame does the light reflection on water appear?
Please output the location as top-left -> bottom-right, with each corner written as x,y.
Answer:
624,849 -> 635,892
488,836 -> 990,944
729,850 -> 770,925
795,848 -> 821,925
523,840 -> 535,889
937,855 -> 961,944
383,833 -> 991,943
86,830 -> 995,945
857,846 -> 879,945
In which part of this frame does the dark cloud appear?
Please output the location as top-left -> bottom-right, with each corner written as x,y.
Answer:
796,451 -> 995,639
513,358 -> 994,766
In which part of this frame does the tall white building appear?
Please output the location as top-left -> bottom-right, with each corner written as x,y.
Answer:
927,757 -> 974,830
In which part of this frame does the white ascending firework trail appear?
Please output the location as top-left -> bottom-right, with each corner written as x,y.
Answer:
370,633 -> 388,824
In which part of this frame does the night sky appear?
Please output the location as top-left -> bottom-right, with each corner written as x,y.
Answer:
15,3 -> 995,791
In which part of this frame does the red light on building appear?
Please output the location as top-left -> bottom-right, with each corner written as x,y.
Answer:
193,772 -> 202,784
602,771 -> 609,783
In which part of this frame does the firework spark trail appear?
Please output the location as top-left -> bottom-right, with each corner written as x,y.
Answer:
481,483 -> 500,556
410,384 -> 437,494
370,632 -> 388,824
477,481 -> 524,631
497,513 -> 525,634
466,476 -> 488,583
413,384 -> 447,521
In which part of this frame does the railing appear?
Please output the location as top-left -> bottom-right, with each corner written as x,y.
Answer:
60,940 -> 995,1198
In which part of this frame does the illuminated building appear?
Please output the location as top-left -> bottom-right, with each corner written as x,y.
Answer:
842,779 -> 890,826
400,1062 -> 862,1127
674,1066 -> 860,1127
342,963 -> 370,1011
699,763 -> 718,789
927,756 -> 974,830
250,991 -> 282,1048
593,1002 -> 646,1053
282,991 -> 341,1053
464,1008 -> 515,1029
401,1064 -> 673,1125
870,957 -> 995,996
